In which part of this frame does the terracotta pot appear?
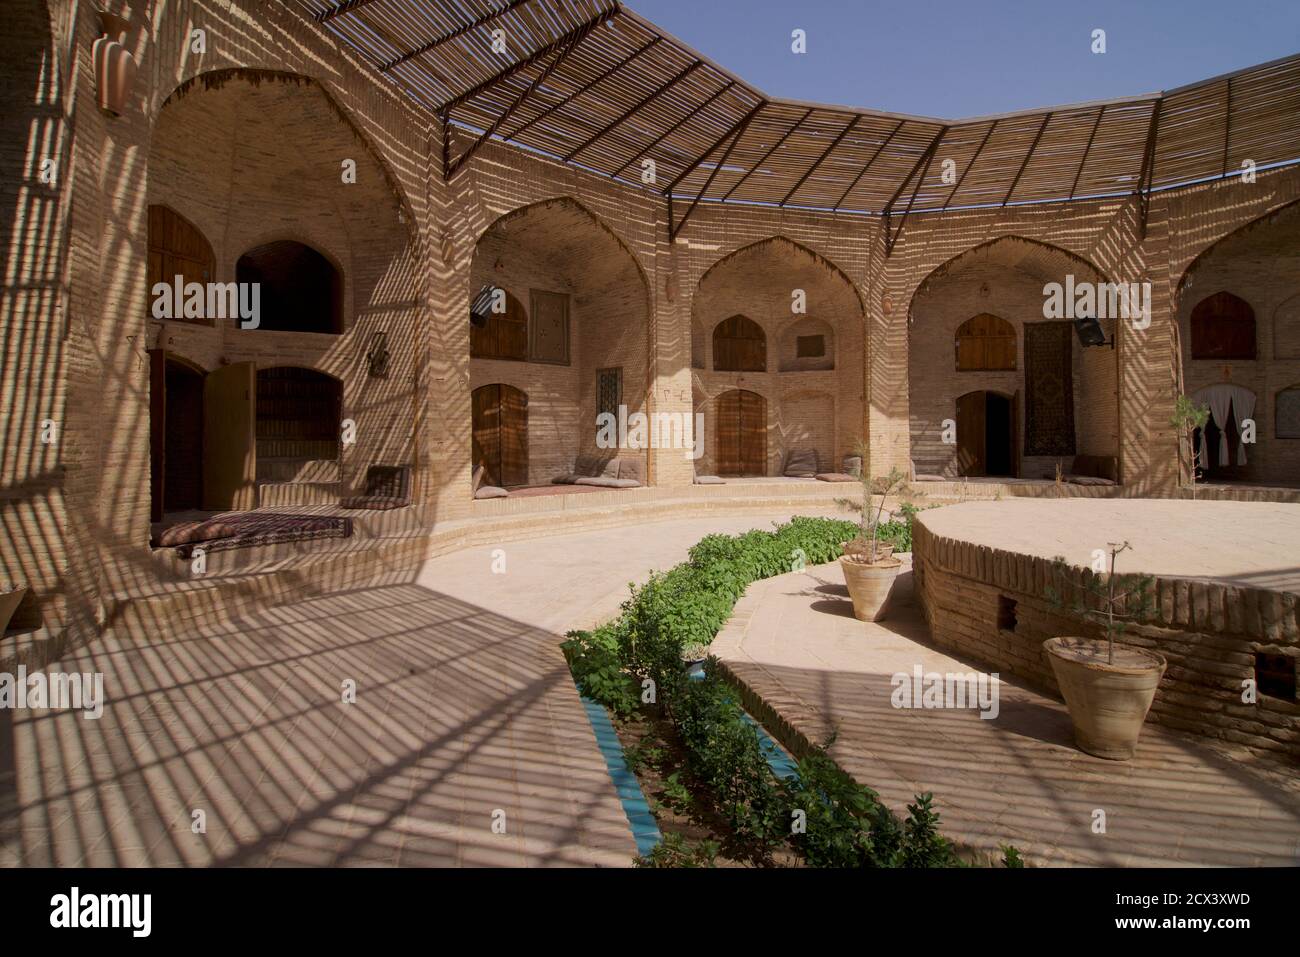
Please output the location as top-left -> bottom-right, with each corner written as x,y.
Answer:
1044,637 -> 1166,760
93,12 -> 136,117
0,586 -> 27,632
839,555 -> 902,621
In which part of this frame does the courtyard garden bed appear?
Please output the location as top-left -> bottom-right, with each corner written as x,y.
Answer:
564,514 -> 1018,868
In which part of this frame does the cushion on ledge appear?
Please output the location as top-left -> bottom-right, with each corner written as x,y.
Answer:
694,475 -> 726,485
474,485 -> 509,499
157,520 -> 242,548
815,472 -> 858,483
783,448 -> 819,478
1064,474 -> 1116,487
339,495 -> 407,510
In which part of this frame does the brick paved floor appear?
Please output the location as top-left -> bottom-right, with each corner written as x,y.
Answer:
0,514 -> 806,868
712,560 -> 1300,866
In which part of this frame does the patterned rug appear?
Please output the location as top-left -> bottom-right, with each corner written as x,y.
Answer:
159,513 -> 353,557
1024,321 -> 1076,456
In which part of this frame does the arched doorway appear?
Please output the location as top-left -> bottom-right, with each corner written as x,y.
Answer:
716,389 -> 766,476
472,384 -> 528,487
956,390 -> 1018,477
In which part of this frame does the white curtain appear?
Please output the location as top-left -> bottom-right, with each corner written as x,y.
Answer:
1200,385 -> 1234,467
1229,385 -> 1257,465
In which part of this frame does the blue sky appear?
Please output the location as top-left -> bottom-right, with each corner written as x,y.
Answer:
628,0 -> 1300,117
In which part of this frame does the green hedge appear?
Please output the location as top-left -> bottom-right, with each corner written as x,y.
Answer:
564,515 -> 988,867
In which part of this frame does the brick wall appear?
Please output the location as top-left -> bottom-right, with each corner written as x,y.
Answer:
913,518 -> 1299,760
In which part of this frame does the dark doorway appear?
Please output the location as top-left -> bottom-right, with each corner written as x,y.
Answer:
716,389 -> 766,476
164,359 -> 205,511
472,383 -> 529,487
956,390 -> 1017,478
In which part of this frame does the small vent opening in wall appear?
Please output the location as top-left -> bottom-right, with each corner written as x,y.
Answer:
1255,653 -> 1296,701
997,595 -> 1018,632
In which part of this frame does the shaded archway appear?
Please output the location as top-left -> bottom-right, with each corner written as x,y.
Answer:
694,237 -> 864,478
1175,200 -> 1300,485
469,197 -> 650,487
472,384 -> 528,488
909,236 -> 1116,481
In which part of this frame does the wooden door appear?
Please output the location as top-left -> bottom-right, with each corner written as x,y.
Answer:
165,359 -> 205,511
149,349 -> 166,522
956,391 -> 986,477
203,362 -> 256,510
499,384 -> 528,485
472,384 -> 528,487
716,389 -> 766,476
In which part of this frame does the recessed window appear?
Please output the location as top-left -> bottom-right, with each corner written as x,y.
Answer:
1255,652 -> 1296,701
1276,386 -> 1300,439
236,240 -> 342,334
796,334 -> 825,358
997,595 -> 1018,632
1191,291 -> 1255,360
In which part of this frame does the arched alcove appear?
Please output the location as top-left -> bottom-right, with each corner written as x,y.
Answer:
237,240 -> 343,334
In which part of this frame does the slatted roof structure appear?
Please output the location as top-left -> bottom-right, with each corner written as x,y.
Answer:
297,1 -> 1300,245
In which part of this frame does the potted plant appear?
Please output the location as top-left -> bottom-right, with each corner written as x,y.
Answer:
0,577 -> 27,633
837,459 -> 906,621
1170,394 -> 1210,494
1043,542 -> 1166,760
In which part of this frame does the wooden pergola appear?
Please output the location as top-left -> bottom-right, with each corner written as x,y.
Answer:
297,1 -> 1300,243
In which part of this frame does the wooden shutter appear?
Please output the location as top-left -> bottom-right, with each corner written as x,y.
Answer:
148,205 -> 215,326
471,289 -> 528,361
472,384 -> 503,487
713,315 -> 766,372
955,314 -> 1016,371
716,390 -> 741,476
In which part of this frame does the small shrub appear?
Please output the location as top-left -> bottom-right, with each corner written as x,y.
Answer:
635,832 -> 719,868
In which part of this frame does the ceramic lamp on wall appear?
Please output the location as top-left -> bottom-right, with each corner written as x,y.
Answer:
92,11 -> 136,117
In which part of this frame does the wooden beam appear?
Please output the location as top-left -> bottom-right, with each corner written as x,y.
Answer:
505,36 -> 662,143
1068,107 -> 1104,200
446,35 -> 583,180
831,119 -> 904,211
564,60 -> 705,163
721,107 -> 812,202
610,79 -> 735,180
881,126 -> 947,215
315,0 -> 386,22
430,7 -> 618,112
669,105 -> 763,239
780,114 -> 860,207
1002,112 -> 1052,206
884,128 -> 945,254
1136,98 -> 1163,239
664,100 -> 766,195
